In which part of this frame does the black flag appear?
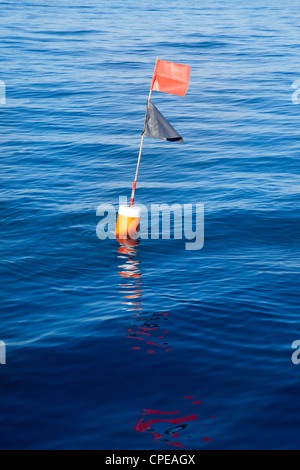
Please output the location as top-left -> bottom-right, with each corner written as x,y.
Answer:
143,101 -> 184,144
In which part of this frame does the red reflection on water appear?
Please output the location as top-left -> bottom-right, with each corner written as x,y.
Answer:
134,398 -> 214,447
167,441 -> 186,448
134,413 -> 198,447
126,311 -> 171,353
135,414 -> 198,430
141,409 -> 180,415
116,241 -> 215,447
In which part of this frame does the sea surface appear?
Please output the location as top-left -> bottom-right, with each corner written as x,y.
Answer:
0,0 -> 299,450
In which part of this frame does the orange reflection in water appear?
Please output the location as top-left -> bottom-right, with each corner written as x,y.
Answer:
116,238 -> 215,447
117,237 -> 171,354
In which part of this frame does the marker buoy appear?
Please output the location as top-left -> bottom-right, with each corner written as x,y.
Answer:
116,205 -> 141,239
114,58 -> 190,243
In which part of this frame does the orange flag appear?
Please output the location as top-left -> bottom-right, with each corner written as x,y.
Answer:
151,59 -> 191,97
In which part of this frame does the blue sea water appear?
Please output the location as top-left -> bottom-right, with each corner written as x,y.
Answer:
1,0 -> 300,450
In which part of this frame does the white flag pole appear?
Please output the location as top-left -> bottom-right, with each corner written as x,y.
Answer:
129,57 -> 159,207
